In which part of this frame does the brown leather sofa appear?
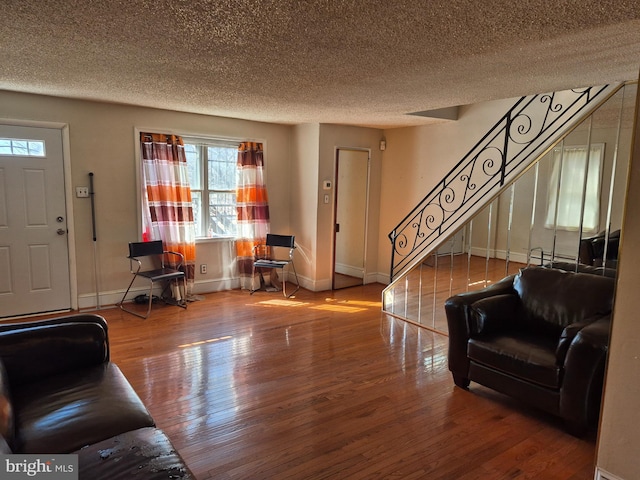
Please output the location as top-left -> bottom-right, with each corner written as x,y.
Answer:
546,260 -> 617,278
445,267 -> 614,435
579,229 -> 620,269
0,314 -> 193,479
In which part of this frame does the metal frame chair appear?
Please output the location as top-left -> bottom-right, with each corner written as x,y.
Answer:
250,234 -> 300,298
117,240 -> 187,318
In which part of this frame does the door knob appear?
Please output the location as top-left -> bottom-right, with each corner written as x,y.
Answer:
57,229 -> 66,235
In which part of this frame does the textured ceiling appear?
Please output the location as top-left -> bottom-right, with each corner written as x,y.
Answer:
1,0 -> 639,128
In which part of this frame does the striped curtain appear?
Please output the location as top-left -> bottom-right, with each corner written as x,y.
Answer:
140,132 -> 196,296
236,142 -> 270,290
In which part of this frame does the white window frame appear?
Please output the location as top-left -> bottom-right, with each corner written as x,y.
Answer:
0,138 -> 46,157
184,138 -> 239,240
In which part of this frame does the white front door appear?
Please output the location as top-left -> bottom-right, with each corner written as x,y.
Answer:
0,125 -> 71,317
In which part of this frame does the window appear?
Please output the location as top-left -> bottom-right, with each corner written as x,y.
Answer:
0,138 -> 45,157
545,144 -> 604,232
184,140 -> 238,239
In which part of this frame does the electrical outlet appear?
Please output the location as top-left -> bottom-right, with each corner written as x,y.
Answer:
200,264 -> 207,274
76,186 -> 89,198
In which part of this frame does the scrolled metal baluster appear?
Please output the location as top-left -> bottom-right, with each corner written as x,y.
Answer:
422,202 -> 445,232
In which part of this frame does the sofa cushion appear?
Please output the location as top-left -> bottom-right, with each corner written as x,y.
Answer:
75,427 -> 194,480
513,267 -> 615,334
468,332 -> 561,389
12,363 -> 154,454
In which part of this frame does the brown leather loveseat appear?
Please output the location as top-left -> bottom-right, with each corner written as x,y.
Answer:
445,267 -> 614,435
0,314 -> 193,479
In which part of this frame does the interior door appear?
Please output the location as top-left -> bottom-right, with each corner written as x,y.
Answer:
333,149 -> 369,289
0,125 -> 71,317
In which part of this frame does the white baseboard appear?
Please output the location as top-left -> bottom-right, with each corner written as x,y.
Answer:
78,277 -> 241,310
365,272 -> 384,285
192,277 -> 241,294
78,288 -> 126,310
78,271 -> 390,309
469,247 -> 529,265
305,276 -> 332,292
595,467 -> 625,480
255,269 -> 325,293
335,262 -> 364,279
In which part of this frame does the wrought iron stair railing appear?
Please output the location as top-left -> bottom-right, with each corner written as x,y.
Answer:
387,84 -> 623,283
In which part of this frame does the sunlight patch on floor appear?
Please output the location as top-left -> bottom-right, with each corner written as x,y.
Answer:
311,304 -> 367,313
337,300 -> 382,308
178,335 -> 233,348
251,295 -> 382,314
255,299 -> 310,307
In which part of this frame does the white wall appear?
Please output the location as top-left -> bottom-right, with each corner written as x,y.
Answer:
0,90 -> 292,307
595,76 -> 640,480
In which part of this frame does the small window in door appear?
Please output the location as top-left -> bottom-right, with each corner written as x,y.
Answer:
0,138 -> 46,157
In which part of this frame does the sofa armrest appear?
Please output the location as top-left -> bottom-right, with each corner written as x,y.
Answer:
560,316 -> 611,431
556,315 -> 607,365
0,315 -> 109,386
445,274 -> 515,381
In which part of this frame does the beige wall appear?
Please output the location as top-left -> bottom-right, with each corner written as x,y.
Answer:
0,90 -> 292,307
290,123 -> 383,290
290,123 -> 320,288
318,124 -> 383,288
596,77 -> 640,479
378,97 -> 515,277
0,91 -> 383,307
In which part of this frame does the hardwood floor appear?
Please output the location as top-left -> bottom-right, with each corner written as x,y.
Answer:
333,272 -> 364,289
50,283 -> 595,479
